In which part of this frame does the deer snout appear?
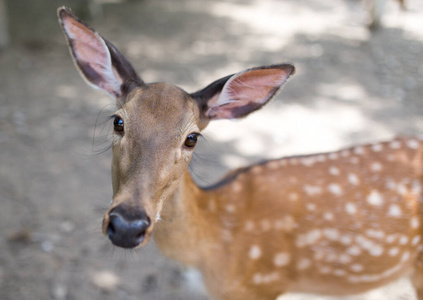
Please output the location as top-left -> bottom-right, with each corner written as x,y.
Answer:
105,205 -> 151,249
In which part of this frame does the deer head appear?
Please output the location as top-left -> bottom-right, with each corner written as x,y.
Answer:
58,7 -> 295,249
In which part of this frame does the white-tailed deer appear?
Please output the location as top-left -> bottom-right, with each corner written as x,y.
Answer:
59,7 -> 423,300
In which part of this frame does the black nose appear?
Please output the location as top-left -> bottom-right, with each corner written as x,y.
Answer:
106,206 -> 151,249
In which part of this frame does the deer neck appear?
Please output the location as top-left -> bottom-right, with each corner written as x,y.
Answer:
153,170 -> 215,267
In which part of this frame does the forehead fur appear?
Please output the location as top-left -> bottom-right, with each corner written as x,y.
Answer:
122,83 -> 200,136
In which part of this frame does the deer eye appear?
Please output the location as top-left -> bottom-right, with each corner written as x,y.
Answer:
184,133 -> 200,148
113,116 -> 124,133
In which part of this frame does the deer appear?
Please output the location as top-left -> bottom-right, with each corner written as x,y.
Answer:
58,7 -> 423,300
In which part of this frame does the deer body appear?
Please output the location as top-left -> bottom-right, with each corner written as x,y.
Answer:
58,7 -> 423,300
154,138 -> 423,299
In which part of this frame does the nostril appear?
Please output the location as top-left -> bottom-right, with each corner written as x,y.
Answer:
106,215 -> 117,238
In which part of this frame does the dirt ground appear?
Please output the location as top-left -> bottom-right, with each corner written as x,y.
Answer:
1,0 -> 423,299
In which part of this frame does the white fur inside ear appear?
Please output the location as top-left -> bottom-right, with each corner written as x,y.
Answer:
208,68 -> 290,111
208,72 -> 243,109
63,18 -> 122,98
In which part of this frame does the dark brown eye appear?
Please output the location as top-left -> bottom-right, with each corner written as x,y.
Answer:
185,133 -> 200,148
113,116 -> 124,132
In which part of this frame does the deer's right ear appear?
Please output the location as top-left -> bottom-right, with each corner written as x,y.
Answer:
58,7 -> 143,99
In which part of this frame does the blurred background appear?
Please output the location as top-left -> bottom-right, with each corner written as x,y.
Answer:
0,0 -> 422,299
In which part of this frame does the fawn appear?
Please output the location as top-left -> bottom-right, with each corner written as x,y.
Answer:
58,7 -> 423,300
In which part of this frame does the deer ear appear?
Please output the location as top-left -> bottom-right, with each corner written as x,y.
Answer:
192,64 -> 295,120
58,7 -> 143,99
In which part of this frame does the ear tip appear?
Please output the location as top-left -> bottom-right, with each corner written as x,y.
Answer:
57,6 -> 69,19
277,63 -> 296,76
57,7 -> 78,24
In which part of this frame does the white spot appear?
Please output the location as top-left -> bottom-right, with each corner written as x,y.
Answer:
261,272 -> 279,283
289,192 -> 299,201
325,252 -> 338,263
372,144 -> 383,152
350,157 -> 360,164
253,273 -> 262,285
316,154 -> 326,162
390,140 -> 401,149
301,157 -> 315,167
399,235 -> 409,245
356,235 -> 374,250
367,190 -> 384,206
297,258 -> 312,270
306,203 -> 316,211
304,185 -> 322,196
333,269 -> 346,277
290,158 -> 298,165
232,182 -> 242,193
411,217 -> 420,229
273,252 -> 290,267
412,235 -> 421,246
340,235 -> 353,245
350,264 -> 364,272
341,150 -> 351,157
345,202 -> 357,215
274,215 -> 297,232
387,204 -> 402,217
323,228 -> 340,241
370,162 -> 383,172
365,229 -> 385,239
156,212 -> 162,222
319,266 -> 331,274
267,161 -> 280,170
386,234 -> 397,244
412,180 -> 422,195
401,251 -> 410,263
369,245 -> 384,256
386,179 -> 397,190
328,153 -> 339,160
388,247 -> 399,256
323,212 -> 334,221
407,139 -> 419,149
251,166 -> 262,174
306,229 -> 322,245
347,245 -> 362,256
313,251 -> 325,261
328,183 -> 343,196
249,245 -> 262,260
244,221 -> 254,232
348,173 -> 360,185
397,183 -> 408,196
339,254 -> 352,264
329,166 -> 340,176
226,204 -> 235,213
354,147 -> 364,155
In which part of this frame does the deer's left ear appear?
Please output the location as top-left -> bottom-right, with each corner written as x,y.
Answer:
191,64 -> 295,120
